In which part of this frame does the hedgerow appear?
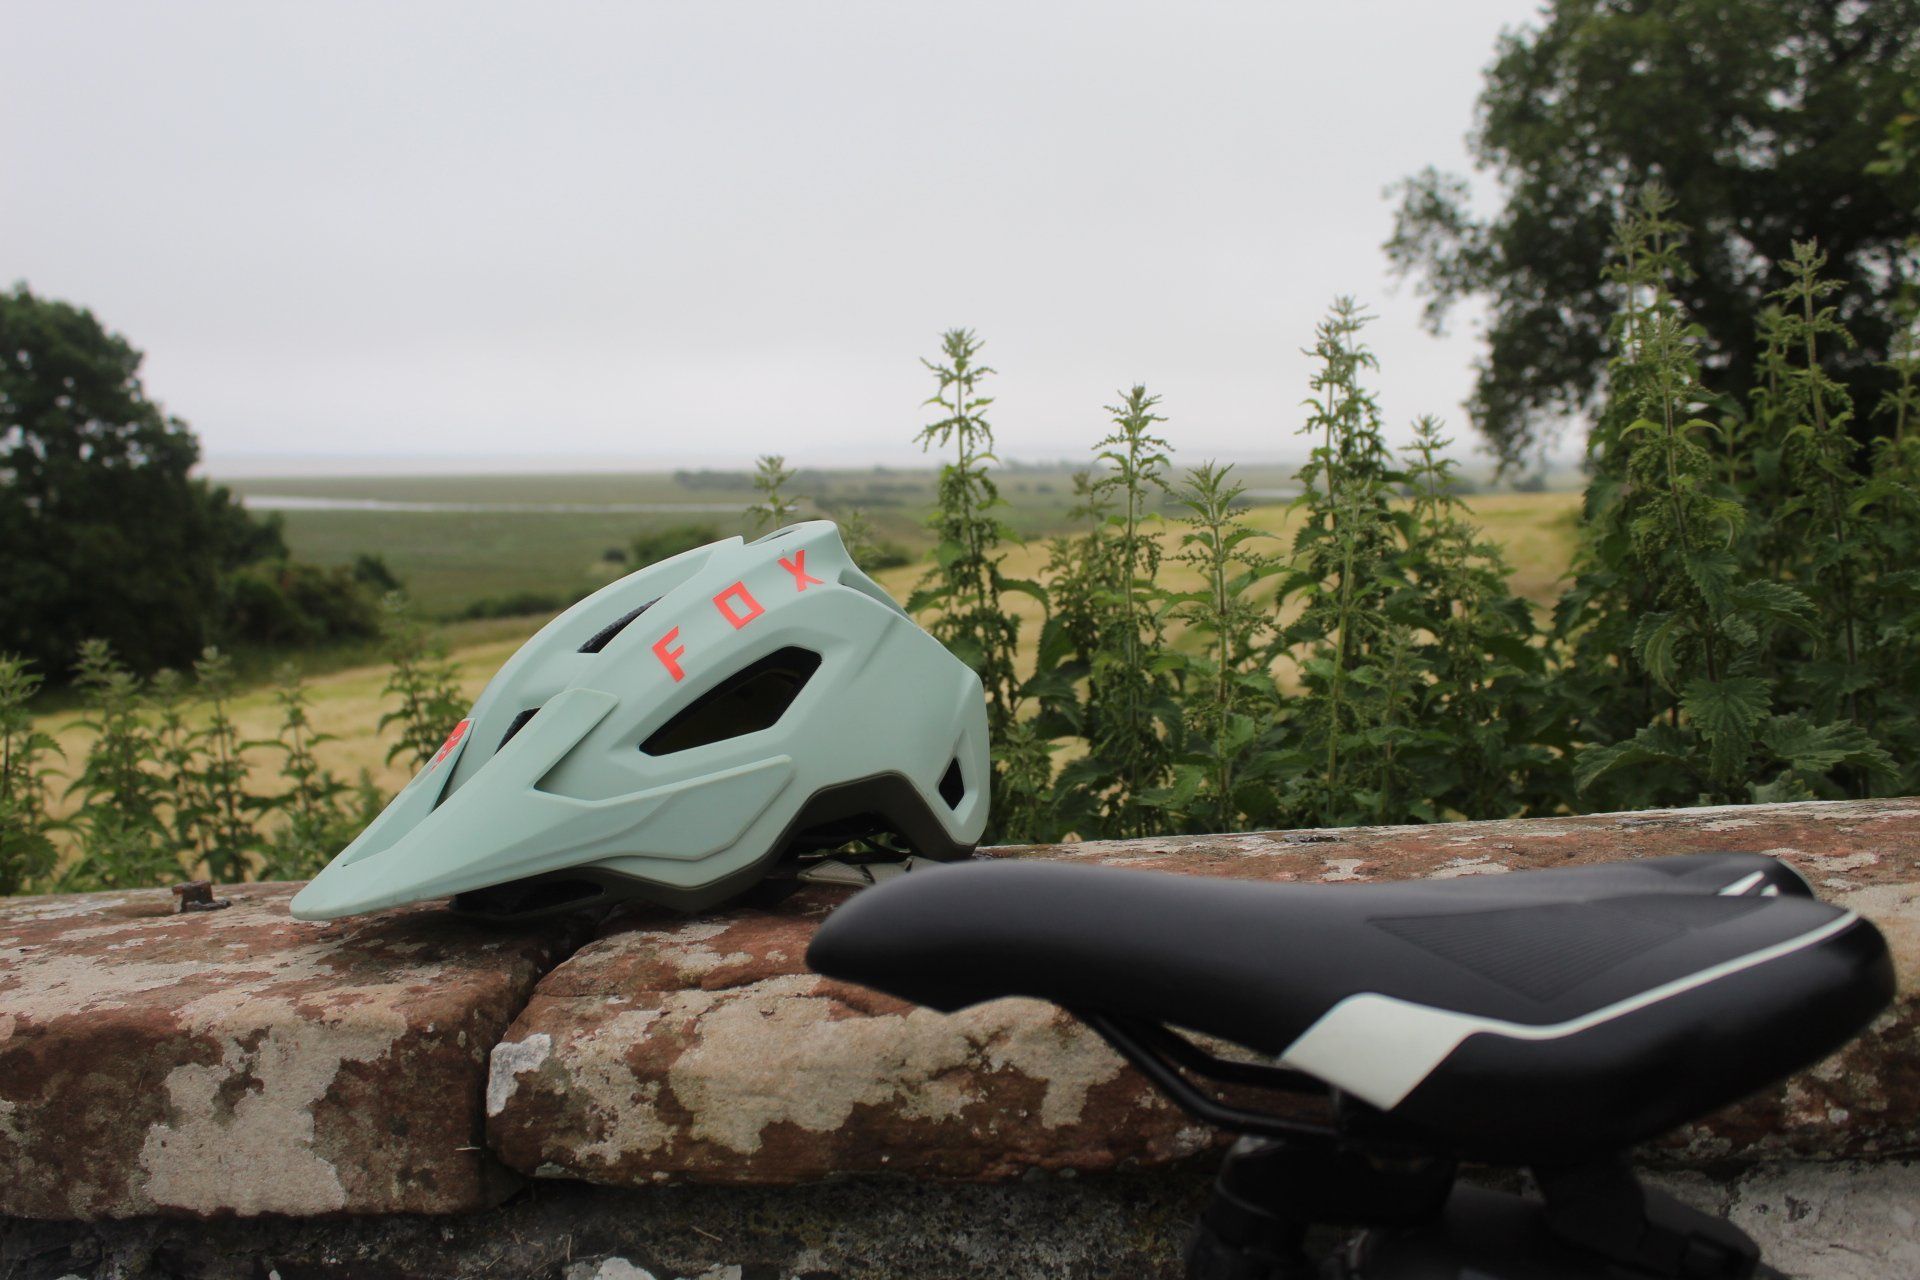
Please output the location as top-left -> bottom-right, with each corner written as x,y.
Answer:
919,194 -> 1920,842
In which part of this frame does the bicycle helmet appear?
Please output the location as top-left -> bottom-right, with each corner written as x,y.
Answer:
289,520 -> 989,922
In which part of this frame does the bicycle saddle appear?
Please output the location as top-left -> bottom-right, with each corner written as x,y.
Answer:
807,853 -> 1891,1164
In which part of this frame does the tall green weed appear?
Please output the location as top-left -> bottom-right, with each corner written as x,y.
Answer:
909,330 -> 1045,835
0,657 -> 61,894
378,594 -> 467,771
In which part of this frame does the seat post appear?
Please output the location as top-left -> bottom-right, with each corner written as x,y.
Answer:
1533,1156 -> 1762,1279
1185,1139 -> 1318,1280
1186,1137 -> 1457,1280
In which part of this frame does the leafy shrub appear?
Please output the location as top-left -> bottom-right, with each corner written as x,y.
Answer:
2,638 -> 397,893
938,192 -> 1920,842
1146,462 -> 1275,832
64,641 -> 175,890
1055,386 -> 1180,838
351,553 -> 405,594
1562,192 -> 1900,808
457,590 -> 568,621
630,523 -> 721,567
378,595 -> 468,771
746,455 -> 799,531
222,561 -> 380,647
0,656 -> 61,895
909,330 -> 1040,829
181,648 -> 257,883
256,665 -> 364,881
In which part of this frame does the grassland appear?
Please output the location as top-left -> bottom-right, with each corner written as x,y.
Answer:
226,464 -> 1316,619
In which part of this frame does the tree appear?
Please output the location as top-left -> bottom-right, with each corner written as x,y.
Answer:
1387,0 -> 1920,466
0,285 -> 285,675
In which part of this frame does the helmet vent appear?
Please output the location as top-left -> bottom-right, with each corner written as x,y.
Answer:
579,599 -> 660,654
497,707 -> 540,752
939,757 -> 965,808
642,646 -> 823,755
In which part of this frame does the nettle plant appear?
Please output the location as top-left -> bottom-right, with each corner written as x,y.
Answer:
1857,315 -> 1920,786
1147,461 -> 1277,833
1275,300 -> 1420,826
41,639 -> 377,891
920,196 -> 1918,842
5,632 -> 408,893
65,640 -> 176,890
1562,191 -> 1894,807
1398,416 -> 1561,820
747,453 -> 800,532
908,329 -> 1047,838
256,664 -> 366,882
0,656 -> 61,895
185,648 -> 259,884
1055,386 -> 1181,838
1245,302 -> 1560,829
378,593 -> 468,771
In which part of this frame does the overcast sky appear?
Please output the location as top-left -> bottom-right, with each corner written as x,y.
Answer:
4,2 -> 1548,474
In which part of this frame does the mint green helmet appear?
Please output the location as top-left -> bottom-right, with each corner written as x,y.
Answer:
290,521 -> 989,921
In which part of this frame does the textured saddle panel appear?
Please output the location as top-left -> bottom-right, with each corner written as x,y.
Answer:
1370,895 -> 1769,1002
1372,902 -> 1684,1002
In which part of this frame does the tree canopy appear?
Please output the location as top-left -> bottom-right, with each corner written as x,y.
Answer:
0,284 -> 284,676
1387,0 -> 1920,466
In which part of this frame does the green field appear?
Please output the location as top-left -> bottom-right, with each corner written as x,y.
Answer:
228,466 -> 1290,621
227,464 -> 1321,619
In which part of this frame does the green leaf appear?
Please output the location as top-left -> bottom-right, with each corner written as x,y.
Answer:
1679,548 -> 1735,610
1573,723 -> 1694,794
995,576 -> 1049,603
1749,774 -> 1816,805
1681,676 -> 1771,782
1139,764 -> 1205,810
1756,715 -> 1897,782
1631,612 -> 1685,690
1725,579 -> 1817,635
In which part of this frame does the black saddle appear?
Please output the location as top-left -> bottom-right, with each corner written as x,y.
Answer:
807,853 -> 1891,1164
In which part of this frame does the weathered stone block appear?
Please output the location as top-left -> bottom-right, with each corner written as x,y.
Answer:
484,889 -> 1216,1186
488,799 -> 1920,1186
0,884 -> 585,1219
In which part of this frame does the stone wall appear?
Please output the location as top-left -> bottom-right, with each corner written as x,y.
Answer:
3,799 -> 1916,1278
